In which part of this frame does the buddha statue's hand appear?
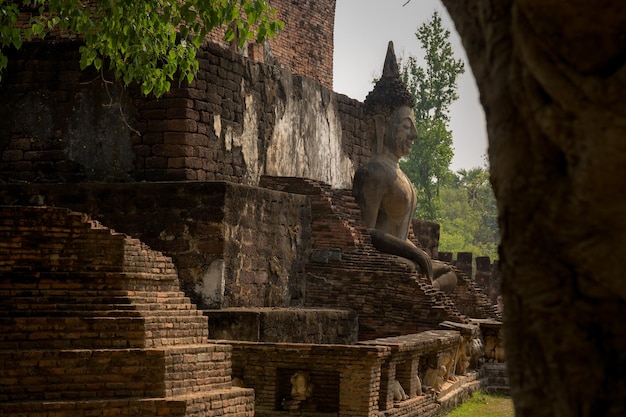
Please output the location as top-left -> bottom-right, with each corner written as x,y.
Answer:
408,245 -> 433,280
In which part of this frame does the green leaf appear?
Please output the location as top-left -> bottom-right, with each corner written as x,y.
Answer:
0,0 -> 281,97
31,23 -> 44,37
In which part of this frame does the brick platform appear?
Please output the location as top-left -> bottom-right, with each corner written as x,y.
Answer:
0,206 -> 253,417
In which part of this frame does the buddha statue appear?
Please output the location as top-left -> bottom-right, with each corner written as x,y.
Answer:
352,41 -> 457,292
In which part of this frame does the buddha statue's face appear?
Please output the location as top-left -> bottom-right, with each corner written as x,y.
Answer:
384,105 -> 418,159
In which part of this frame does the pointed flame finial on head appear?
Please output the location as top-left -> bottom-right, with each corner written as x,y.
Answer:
364,41 -> 414,116
382,41 -> 400,79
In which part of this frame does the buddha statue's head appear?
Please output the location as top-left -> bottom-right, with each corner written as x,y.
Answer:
364,41 -> 417,158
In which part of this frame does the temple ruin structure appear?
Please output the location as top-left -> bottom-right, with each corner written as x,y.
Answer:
0,2 -> 505,416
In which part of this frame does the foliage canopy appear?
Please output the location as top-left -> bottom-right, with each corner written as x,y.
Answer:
399,11 -> 464,221
438,166 -> 500,260
0,0 -> 282,97
397,12 -> 499,259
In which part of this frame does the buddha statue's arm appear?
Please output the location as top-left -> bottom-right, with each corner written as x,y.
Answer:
368,229 -> 433,279
352,165 -> 385,229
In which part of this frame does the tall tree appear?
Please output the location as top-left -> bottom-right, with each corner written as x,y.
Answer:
0,0 -> 282,97
399,11 -> 464,221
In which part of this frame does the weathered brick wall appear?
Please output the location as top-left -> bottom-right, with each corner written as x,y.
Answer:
439,252 -> 502,309
411,219 -> 441,258
0,41 -> 137,183
205,307 -> 358,344
0,205 -> 176,276
267,0 -> 336,89
221,330 -> 472,417
337,93 -> 370,172
0,39 -> 362,187
0,182 -> 311,310
475,256 -> 501,305
446,268 -> 500,320
206,0 -> 337,89
360,331 -> 464,413
223,341 -> 390,417
0,205 -> 255,417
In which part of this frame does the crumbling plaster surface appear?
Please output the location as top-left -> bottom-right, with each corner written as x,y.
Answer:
204,66 -> 354,189
265,74 -> 354,189
1,41 -> 361,187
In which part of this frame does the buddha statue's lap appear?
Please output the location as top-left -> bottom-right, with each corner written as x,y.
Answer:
351,41 -> 457,292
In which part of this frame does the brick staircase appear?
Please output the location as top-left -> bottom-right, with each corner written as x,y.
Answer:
0,206 -> 253,417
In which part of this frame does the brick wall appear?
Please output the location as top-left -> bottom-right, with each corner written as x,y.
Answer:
220,330 -> 475,417
446,268 -> 500,320
223,340 -> 390,417
475,256 -> 501,305
205,307 -> 359,344
0,205 -> 255,416
0,39 -> 363,187
15,0 -> 336,88
0,182 -> 311,310
267,0 -> 336,89
439,252 -> 502,312
411,219 -> 441,258
0,179 -> 498,339
206,0 -> 337,89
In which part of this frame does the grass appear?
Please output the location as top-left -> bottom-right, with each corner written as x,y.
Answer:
443,391 -> 514,417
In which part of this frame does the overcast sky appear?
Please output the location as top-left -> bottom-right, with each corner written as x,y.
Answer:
333,0 -> 488,171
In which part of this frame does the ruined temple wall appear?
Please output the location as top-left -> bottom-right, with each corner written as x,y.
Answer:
174,0 -> 337,89
225,341 -> 389,417
0,40 -> 366,188
0,182 -> 311,310
439,252 -> 502,306
263,0 -> 336,89
475,257 -> 501,305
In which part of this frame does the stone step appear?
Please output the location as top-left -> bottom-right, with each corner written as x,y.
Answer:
437,371 -> 480,400
0,273 -> 182,293
480,363 -> 509,381
0,302 -> 201,316
0,345 -> 235,403
0,316 -> 147,349
0,387 -> 254,417
0,316 -> 209,350
0,290 -> 190,301
0,288 -> 187,299
478,363 -> 511,396
0,397 -> 188,417
0,307 -> 205,321
487,375 -> 509,386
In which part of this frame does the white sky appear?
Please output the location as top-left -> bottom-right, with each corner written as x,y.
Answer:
333,0 -> 488,171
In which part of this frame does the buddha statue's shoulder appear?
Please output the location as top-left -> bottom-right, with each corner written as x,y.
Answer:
352,160 -> 397,193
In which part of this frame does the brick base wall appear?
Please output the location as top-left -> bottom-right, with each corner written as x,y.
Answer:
0,39 -> 364,188
0,182 -> 311,309
0,205 -> 254,416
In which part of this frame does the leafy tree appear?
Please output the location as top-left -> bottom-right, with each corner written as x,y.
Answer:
438,166 -> 499,260
399,11 -> 464,221
400,118 -> 452,220
0,0 -> 282,97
